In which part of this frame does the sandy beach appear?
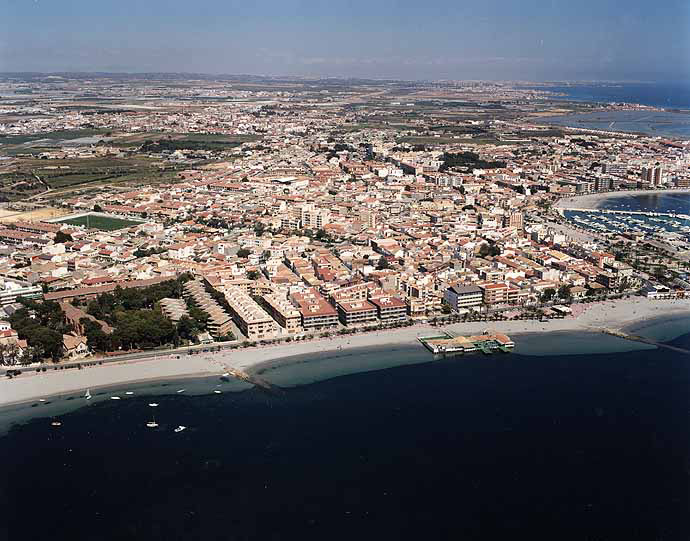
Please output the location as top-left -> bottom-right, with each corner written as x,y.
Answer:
1,297 -> 688,409
554,188 -> 690,211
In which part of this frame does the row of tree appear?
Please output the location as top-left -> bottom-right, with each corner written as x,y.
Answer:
8,299 -> 71,362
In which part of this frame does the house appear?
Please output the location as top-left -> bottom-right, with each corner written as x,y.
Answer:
63,334 -> 89,359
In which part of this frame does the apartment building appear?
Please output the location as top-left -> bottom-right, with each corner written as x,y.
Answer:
159,298 -> 190,322
369,296 -> 407,322
224,286 -> 277,340
259,292 -> 303,334
290,289 -> 339,330
336,300 -> 377,326
444,285 -> 483,311
479,282 -> 527,306
183,279 -> 234,338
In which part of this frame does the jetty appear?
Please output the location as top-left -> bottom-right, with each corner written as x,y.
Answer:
226,368 -> 283,395
599,328 -> 690,355
418,331 -> 514,355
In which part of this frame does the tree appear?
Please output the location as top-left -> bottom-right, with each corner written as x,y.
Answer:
189,306 -> 209,330
54,231 -> 73,244
177,315 -> 199,341
93,204 -> 103,212
236,248 -> 251,258
557,285 -> 572,300
376,256 -> 390,270
0,342 -> 21,366
541,288 -> 556,303
247,270 -> 260,281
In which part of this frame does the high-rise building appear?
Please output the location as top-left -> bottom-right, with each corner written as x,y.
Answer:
641,166 -> 663,185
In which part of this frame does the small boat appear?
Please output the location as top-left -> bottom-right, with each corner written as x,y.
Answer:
174,426 -> 187,433
213,390 -> 222,394
51,421 -> 62,427
39,399 -> 46,402
146,421 -> 159,428
222,372 -> 230,377
148,403 -> 159,407
84,389 -> 92,400
176,389 -> 185,393
125,391 -> 134,395
110,396 -> 121,400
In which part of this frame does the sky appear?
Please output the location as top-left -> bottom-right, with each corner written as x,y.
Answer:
1,0 -> 689,81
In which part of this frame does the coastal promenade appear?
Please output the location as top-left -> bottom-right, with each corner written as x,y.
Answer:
2,297 -> 689,409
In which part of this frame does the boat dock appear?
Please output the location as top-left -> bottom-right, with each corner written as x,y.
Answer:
418,331 -> 515,355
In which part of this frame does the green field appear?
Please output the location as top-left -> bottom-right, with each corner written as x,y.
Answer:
55,214 -> 142,231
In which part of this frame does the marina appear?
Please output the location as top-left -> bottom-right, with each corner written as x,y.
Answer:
562,208 -> 690,247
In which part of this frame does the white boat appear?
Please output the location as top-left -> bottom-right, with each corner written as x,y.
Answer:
148,403 -> 159,407
213,390 -> 222,394
85,389 -> 92,400
174,426 -> 187,433
125,391 -> 134,395
51,421 -> 62,427
110,396 -> 121,400
146,421 -> 159,428
176,389 -> 185,393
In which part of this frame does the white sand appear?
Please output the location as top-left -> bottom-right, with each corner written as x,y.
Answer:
1,297 -> 689,407
555,189 -> 690,211
0,354 -> 221,408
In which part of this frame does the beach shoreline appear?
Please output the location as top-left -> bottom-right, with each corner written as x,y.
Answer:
1,297 -> 689,410
554,188 -> 690,211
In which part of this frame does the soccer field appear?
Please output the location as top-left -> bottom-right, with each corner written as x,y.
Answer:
55,214 -> 142,231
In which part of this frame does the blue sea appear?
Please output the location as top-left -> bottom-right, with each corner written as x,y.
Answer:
1,326 -> 689,541
543,83 -> 690,110
534,82 -> 690,138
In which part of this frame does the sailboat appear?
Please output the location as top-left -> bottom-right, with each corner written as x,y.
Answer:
147,402 -> 159,428
147,410 -> 159,429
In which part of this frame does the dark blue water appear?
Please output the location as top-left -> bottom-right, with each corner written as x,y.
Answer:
1,335 -> 689,541
543,83 -> 690,110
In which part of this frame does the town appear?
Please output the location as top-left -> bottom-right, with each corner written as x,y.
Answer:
0,73 -> 689,366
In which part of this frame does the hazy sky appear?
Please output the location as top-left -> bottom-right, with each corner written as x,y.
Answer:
1,0 -> 689,81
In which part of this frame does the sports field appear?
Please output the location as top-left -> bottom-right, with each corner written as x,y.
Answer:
55,214 -> 142,231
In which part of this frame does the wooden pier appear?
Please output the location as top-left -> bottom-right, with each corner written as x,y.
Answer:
418,332 -> 515,355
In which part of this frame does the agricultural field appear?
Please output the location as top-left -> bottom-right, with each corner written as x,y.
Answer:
0,156 -> 184,201
110,132 -> 261,148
